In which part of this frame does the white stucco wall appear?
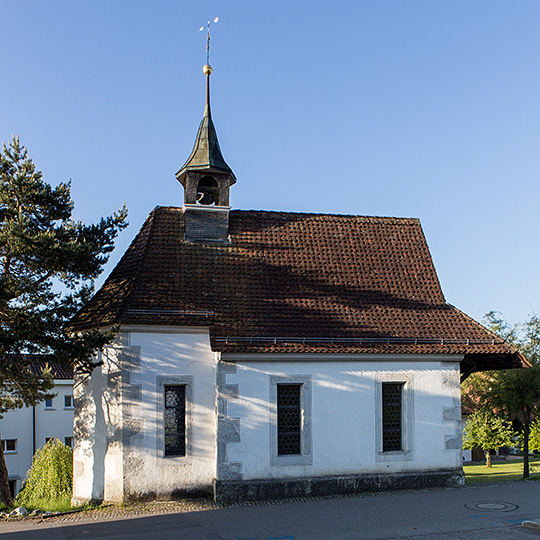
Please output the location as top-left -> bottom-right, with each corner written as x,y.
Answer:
73,327 -> 217,503
74,336 -> 464,502
1,379 -> 74,496
222,355 -> 463,481
125,328 -> 217,498
1,407 -> 32,497
72,344 -> 121,504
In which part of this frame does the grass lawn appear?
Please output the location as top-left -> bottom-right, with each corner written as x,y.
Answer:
464,456 -> 540,484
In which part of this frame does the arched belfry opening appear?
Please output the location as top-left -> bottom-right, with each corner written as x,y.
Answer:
176,63 -> 236,242
179,170 -> 233,208
197,176 -> 220,205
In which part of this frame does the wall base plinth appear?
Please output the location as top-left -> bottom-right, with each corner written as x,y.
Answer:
214,468 -> 465,504
71,496 -> 104,507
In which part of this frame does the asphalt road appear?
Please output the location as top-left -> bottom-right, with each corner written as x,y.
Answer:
3,481 -> 540,540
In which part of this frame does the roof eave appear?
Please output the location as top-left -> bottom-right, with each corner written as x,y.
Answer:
175,164 -> 237,185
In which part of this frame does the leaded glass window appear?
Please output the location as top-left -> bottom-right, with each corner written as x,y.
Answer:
277,384 -> 302,455
164,385 -> 186,456
382,382 -> 403,452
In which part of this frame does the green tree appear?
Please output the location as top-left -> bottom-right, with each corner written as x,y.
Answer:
518,314 -> 540,366
463,410 -> 515,467
526,418 -> 540,453
491,367 -> 540,477
0,137 -> 127,506
462,311 -> 540,478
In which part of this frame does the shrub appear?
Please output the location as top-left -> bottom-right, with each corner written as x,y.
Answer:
16,438 -> 72,508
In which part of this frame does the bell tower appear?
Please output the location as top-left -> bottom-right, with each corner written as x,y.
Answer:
176,63 -> 236,242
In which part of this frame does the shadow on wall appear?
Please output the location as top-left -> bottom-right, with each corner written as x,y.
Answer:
75,338 -> 218,501
74,349 -> 118,503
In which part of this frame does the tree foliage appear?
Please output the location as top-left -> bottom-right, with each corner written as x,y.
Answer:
0,136 -> 128,377
482,310 -> 540,366
463,410 -> 515,467
0,136 -> 127,506
462,311 -> 540,478
15,438 -> 73,508
525,419 -> 540,453
518,314 -> 540,366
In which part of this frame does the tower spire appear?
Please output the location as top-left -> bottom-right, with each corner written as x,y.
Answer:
176,17 -> 236,213
200,17 -> 218,118
175,61 -> 235,185
203,63 -> 212,119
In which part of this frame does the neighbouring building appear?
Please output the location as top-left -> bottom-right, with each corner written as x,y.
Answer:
70,63 -> 523,504
0,361 -> 74,497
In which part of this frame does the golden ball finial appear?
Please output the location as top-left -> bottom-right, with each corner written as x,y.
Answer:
203,64 -> 213,75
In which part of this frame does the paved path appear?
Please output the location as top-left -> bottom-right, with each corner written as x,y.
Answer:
2,481 -> 540,539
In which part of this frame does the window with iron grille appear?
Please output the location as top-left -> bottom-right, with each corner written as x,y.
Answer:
277,384 -> 302,455
164,385 -> 186,457
382,382 -> 403,452
270,375 -> 312,466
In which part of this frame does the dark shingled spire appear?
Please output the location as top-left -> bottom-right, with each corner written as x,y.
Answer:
176,65 -> 236,184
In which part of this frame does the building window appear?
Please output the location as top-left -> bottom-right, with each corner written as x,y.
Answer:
45,398 -> 53,408
8,480 -> 16,499
45,437 -> 52,444
156,376 -> 193,461
2,439 -> 17,453
64,437 -> 73,448
382,383 -> 403,452
64,395 -> 73,408
270,375 -> 312,466
277,384 -> 302,455
376,374 -> 413,462
164,385 -> 186,457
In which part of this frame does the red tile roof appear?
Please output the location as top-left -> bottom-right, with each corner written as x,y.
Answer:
29,358 -> 73,380
71,207 -> 522,367
5,355 -> 74,380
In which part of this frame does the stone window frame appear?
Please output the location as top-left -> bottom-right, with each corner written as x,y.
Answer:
156,376 -> 193,462
270,375 -> 312,466
375,373 -> 414,462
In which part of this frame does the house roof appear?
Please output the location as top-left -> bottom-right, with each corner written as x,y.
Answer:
71,207 -> 522,371
5,355 -> 74,380
29,359 -> 73,380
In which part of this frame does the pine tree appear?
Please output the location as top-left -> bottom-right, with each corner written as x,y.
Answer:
0,136 -> 127,506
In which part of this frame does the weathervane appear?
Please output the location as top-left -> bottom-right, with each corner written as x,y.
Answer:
199,17 -> 219,67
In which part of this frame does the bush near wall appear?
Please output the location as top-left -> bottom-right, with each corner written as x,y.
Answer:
16,438 -> 72,508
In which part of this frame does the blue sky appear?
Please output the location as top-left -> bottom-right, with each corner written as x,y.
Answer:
2,1 -> 539,326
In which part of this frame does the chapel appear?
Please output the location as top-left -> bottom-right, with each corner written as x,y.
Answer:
71,61 -> 523,504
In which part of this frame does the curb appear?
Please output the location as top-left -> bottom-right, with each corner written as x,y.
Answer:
523,520 -> 540,531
